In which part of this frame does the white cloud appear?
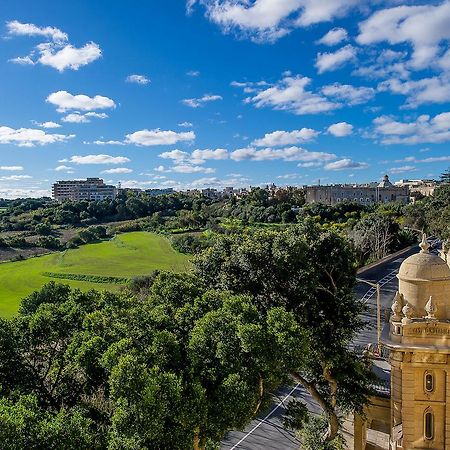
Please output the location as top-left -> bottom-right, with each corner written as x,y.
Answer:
126,74 -> 151,85
252,128 -> 318,147
315,45 -> 357,74
0,126 -> 74,147
9,55 -> 35,65
54,165 -> 74,173
182,94 -> 222,108
317,27 -> 348,46
0,166 -> 23,171
324,159 -> 368,170
186,70 -> 200,76
91,140 -> 125,146
189,0 -> 360,43
159,150 -> 190,161
37,42 -> 101,71
357,2 -> 450,69
61,112 -> 109,123
1,175 -> 32,181
33,121 -> 61,129
242,74 -> 338,115
327,122 -> 353,137
172,165 -> 215,174
372,112 -> 450,144
389,165 -> 417,174
191,148 -> 229,161
61,113 -> 90,124
277,173 -> 299,179
101,167 -> 133,174
126,129 -> 195,146
6,20 -> 68,42
178,121 -> 193,127
47,91 -> 116,113
378,75 -> 450,109
230,146 -> 335,162
64,154 -> 130,165
321,83 -> 375,105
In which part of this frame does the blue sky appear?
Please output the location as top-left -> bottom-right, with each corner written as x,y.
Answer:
1,0 -> 450,197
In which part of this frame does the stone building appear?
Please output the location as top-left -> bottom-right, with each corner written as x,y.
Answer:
354,236 -> 450,449
52,178 -> 117,202
305,175 -> 409,206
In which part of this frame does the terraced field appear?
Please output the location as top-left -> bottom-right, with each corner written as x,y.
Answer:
0,232 -> 191,317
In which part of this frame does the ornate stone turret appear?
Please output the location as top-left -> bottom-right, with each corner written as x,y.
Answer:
383,235 -> 450,449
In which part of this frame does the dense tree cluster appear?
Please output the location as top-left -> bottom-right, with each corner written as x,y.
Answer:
0,222 -> 374,449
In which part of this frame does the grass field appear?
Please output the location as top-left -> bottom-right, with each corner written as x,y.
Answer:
0,232 -> 191,318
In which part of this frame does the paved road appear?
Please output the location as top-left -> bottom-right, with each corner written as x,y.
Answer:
220,246 -> 418,450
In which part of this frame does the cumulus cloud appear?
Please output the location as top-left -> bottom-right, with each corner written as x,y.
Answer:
54,165 -> 74,173
315,45 -> 357,74
188,0 -> 360,42
61,112 -> 109,123
191,148 -> 229,161
1,175 -> 32,181
101,167 -> 133,174
6,20 -> 101,71
372,112 -> 450,144
182,94 -> 222,108
63,154 -> 130,165
378,75 -> 450,109
90,140 -> 125,146
6,20 -> 68,42
172,165 -> 215,174
324,159 -> 368,170
47,91 -> 116,113
252,128 -> 318,146
126,74 -> 151,85
126,129 -> 195,146
178,122 -> 193,127
158,150 -> 190,161
32,121 -> 61,129
321,83 -> 375,105
36,42 -> 101,71
0,166 -> 23,171
230,146 -> 336,162
0,126 -> 74,147
317,27 -> 348,46
241,74 -> 338,115
357,2 -> 450,70
389,165 -> 417,174
327,122 -> 353,137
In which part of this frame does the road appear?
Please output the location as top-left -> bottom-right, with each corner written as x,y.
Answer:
220,246 -> 418,450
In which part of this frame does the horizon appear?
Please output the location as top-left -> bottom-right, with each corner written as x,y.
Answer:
1,1 -> 450,198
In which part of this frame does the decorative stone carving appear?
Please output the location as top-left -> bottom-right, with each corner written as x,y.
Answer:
425,295 -> 438,320
402,301 -> 415,324
391,291 -> 404,322
419,233 -> 431,254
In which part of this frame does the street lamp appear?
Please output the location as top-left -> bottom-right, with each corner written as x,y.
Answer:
357,277 -> 382,355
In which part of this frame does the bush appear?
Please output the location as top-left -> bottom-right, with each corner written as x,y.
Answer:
34,223 -> 52,236
37,236 -> 61,250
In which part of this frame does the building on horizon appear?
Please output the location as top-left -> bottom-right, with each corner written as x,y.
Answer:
305,175 -> 409,206
52,178 -> 117,202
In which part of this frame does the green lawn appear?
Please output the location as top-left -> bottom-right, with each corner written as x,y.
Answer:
0,232 -> 192,318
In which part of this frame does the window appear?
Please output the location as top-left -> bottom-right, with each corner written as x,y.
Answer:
424,410 -> 434,440
425,372 -> 434,393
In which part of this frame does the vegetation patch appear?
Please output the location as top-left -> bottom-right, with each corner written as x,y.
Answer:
42,272 -> 129,284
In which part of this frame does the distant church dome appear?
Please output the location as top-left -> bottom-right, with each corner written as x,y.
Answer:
378,174 -> 393,188
397,235 -> 450,319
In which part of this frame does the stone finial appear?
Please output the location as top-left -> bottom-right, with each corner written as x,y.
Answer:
440,241 -> 448,263
425,296 -> 438,320
402,301 -> 415,324
419,233 -> 430,254
391,291 -> 404,322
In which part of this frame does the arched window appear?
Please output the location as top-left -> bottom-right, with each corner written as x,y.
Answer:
424,372 -> 434,393
424,410 -> 434,440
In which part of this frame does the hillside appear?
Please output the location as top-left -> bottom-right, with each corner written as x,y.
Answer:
0,232 -> 191,317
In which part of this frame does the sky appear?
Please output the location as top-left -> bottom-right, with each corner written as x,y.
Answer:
1,0 -> 450,198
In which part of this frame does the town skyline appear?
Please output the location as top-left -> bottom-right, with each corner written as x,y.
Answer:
1,1 -> 450,198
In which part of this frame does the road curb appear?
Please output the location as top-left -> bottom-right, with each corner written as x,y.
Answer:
357,244 -> 417,275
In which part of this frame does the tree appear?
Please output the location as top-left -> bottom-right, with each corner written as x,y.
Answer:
194,221 -> 374,442
440,167 -> 450,183
0,276 -> 297,449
